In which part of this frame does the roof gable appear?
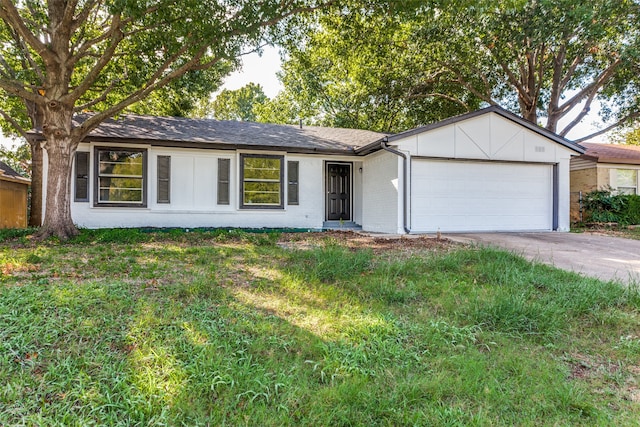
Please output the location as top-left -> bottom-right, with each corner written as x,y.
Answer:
357,105 -> 585,155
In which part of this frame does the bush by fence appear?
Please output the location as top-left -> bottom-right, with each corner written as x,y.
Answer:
582,189 -> 640,225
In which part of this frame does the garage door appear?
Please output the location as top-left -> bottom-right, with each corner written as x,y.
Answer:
411,160 -> 553,232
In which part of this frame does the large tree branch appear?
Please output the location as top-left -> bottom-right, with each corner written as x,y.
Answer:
74,49 -> 215,138
61,0 -> 79,31
548,43 -> 568,117
558,90 -> 599,137
0,0 -> 55,64
0,107 -> 28,138
73,79 -> 121,111
556,58 -> 621,117
65,14 -> 124,103
407,91 -> 471,110
70,0 -> 101,33
484,41 -> 531,103
0,79 -> 41,103
71,0 -> 335,137
8,25 -> 46,84
573,110 -> 640,143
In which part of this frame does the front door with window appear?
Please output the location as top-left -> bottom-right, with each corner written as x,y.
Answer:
326,163 -> 351,221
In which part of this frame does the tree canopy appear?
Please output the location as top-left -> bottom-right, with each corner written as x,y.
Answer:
273,3 -> 478,132
275,0 -> 640,139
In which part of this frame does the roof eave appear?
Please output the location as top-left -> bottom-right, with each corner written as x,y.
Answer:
51,134 -> 357,156
0,173 -> 31,185
594,157 -> 640,166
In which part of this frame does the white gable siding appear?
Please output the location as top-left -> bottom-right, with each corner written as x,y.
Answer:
361,150 -> 401,233
407,113 -> 565,163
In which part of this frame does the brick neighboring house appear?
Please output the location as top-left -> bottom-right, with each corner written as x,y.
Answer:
570,143 -> 640,221
0,161 -> 30,229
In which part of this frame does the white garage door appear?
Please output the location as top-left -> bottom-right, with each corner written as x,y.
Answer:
411,160 -> 553,232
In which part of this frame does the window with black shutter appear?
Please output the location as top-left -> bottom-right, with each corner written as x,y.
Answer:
218,158 -> 230,205
94,147 -> 147,207
287,161 -> 299,205
74,151 -> 89,202
157,156 -> 170,203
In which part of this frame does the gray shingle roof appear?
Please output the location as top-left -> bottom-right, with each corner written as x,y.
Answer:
0,160 -> 30,184
0,160 -> 22,178
75,114 -> 387,154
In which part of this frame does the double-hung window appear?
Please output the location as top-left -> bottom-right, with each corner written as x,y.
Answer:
94,147 -> 147,207
240,154 -> 284,209
612,169 -> 638,195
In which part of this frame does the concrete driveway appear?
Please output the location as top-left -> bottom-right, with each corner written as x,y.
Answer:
445,232 -> 640,285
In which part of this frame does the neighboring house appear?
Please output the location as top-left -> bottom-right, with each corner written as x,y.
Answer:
0,161 -> 30,229
570,143 -> 640,221
36,106 -> 584,233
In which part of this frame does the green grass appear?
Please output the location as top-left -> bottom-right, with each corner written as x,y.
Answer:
1,229 -> 639,425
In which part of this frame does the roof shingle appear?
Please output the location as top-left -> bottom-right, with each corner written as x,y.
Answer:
74,115 -> 387,154
579,142 -> 640,165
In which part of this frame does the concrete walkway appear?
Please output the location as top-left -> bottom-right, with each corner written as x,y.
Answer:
445,232 -> 640,285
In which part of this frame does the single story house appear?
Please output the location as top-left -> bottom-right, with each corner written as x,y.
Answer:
0,161 -> 30,229
39,106 -> 584,233
570,142 -> 640,221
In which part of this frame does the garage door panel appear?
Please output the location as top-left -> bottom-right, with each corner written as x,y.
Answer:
411,160 -> 552,232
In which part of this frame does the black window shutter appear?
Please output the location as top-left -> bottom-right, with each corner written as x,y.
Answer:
74,151 -> 89,202
287,161 -> 299,205
157,156 -> 170,203
218,158 -> 230,205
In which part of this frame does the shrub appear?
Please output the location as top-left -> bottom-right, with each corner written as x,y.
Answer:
582,189 -> 640,225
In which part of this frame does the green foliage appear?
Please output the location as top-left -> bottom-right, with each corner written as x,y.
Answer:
203,83 -> 268,121
0,140 -> 30,177
612,125 -> 640,146
583,189 -> 640,225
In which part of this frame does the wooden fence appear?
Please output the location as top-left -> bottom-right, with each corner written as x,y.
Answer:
0,175 -> 30,229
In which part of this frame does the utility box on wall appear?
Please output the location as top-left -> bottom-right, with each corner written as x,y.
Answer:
0,161 -> 30,229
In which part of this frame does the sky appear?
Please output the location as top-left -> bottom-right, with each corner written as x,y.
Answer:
0,46 -> 611,148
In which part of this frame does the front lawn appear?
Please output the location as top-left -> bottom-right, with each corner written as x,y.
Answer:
1,229 -> 639,425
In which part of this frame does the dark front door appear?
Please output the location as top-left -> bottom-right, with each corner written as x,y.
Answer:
326,163 -> 351,221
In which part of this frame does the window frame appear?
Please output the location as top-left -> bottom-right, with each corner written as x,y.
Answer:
74,151 -> 90,202
93,147 -> 148,208
157,155 -> 171,204
612,168 -> 638,195
239,153 -> 284,209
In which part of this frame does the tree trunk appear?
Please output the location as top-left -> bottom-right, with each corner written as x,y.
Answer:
25,99 -> 45,227
27,137 -> 43,227
35,136 -> 79,240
